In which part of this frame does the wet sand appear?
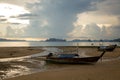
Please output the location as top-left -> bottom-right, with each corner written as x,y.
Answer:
0,47 -> 44,58
5,60 -> 120,80
0,47 -> 120,80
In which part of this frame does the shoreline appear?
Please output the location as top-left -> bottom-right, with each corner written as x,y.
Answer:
0,47 -> 44,58
0,47 -> 119,80
0,46 -> 120,58
5,59 -> 120,80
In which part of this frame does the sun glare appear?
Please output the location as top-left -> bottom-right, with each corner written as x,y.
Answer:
0,3 -> 30,24
0,3 -> 29,17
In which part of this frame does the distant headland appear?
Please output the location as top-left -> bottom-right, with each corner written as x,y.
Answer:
0,38 -> 120,42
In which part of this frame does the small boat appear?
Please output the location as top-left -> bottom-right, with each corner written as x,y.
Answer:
98,44 -> 117,51
45,51 -> 105,64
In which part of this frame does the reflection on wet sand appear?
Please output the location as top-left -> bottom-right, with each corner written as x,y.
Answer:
0,47 -> 120,79
0,47 -> 63,79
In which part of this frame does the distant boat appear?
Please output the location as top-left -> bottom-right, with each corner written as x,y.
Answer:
45,51 -> 105,64
98,44 -> 117,51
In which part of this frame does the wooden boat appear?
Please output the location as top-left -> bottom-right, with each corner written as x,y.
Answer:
98,44 -> 117,51
45,51 -> 105,64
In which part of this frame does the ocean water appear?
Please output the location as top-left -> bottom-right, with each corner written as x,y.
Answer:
0,41 -> 120,47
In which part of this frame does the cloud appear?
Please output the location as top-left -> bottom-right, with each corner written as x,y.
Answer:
0,0 -> 38,7
10,13 -> 37,22
71,0 -> 120,39
74,12 -> 119,27
74,0 -> 120,26
0,18 -> 7,22
1,0 -> 119,39
0,16 -> 7,22
107,26 -> 120,39
69,23 -> 102,39
0,32 -> 3,36
70,23 -> 120,40
6,26 -> 27,37
17,13 -> 38,19
25,0 -> 101,38
96,0 -> 120,15
0,15 -> 5,17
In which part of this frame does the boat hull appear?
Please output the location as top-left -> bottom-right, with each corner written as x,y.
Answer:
46,56 -> 101,64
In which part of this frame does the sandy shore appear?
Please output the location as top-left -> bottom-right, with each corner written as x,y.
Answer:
5,60 -> 120,80
0,47 -> 120,80
0,47 -> 44,58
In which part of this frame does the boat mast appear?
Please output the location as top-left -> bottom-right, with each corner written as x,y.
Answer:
76,43 -> 79,54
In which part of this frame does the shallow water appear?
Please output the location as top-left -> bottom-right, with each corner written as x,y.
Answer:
0,47 -> 64,79
0,41 -> 120,47
0,47 -> 120,79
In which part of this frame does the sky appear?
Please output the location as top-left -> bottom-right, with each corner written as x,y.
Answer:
0,0 -> 120,40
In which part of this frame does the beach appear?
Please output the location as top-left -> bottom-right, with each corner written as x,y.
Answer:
0,47 -> 44,58
0,47 -> 119,80
5,60 -> 120,80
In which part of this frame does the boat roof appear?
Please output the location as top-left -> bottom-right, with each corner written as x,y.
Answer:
58,54 -> 79,58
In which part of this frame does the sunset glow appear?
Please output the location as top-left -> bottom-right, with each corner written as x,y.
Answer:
0,3 -> 30,24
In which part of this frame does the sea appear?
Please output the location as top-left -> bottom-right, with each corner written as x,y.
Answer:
0,41 -> 120,47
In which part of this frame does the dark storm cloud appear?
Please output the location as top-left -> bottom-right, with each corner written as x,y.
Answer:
0,18 -> 7,22
17,13 -> 38,19
99,0 -> 120,15
10,13 -> 37,19
0,16 -> 7,22
11,23 -> 21,25
25,0 -> 102,38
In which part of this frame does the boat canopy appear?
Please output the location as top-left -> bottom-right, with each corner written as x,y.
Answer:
58,54 -> 79,58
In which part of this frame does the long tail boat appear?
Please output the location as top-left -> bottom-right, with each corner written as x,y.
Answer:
98,44 -> 117,51
45,51 -> 105,64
